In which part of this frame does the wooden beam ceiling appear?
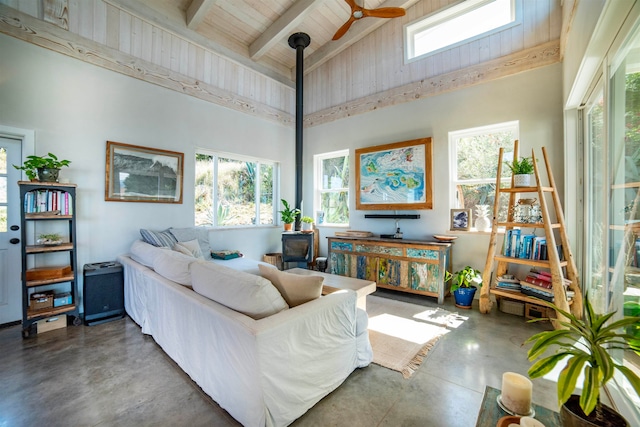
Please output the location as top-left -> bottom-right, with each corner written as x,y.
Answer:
186,0 -> 219,29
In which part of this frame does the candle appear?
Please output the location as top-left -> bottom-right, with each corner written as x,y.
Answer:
501,372 -> 533,415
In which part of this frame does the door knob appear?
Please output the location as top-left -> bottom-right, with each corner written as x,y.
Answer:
10,225 -> 19,231
9,238 -> 20,244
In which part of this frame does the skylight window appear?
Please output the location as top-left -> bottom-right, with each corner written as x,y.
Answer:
406,0 -> 518,61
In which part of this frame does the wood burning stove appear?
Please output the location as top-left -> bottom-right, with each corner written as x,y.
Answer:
282,232 -> 314,266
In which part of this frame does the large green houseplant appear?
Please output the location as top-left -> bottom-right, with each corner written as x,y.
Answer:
13,152 -> 71,182
526,297 -> 640,426
444,266 -> 482,309
279,199 -> 300,231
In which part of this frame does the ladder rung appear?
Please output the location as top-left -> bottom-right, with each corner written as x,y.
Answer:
500,186 -> 554,193
497,222 -> 561,229
495,255 -> 568,268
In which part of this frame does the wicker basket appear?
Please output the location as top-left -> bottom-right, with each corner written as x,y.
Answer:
262,253 -> 283,270
499,299 -> 524,316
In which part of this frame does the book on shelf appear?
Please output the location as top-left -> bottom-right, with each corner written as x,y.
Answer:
23,189 -> 73,215
523,275 -> 553,289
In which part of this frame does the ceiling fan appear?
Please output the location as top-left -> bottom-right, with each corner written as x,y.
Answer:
332,0 -> 406,41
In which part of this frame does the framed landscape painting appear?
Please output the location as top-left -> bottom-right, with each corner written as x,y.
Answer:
355,137 -> 433,210
105,141 -> 184,203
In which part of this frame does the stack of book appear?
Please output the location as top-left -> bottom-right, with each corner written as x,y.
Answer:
502,230 -> 562,261
519,269 -> 572,302
495,275 -> 522,292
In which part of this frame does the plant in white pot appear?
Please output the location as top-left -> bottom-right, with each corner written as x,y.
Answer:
445,266 -> 482,309
300,216 -> 314,233
526,296 -> 640,427
506,156 -> 534,187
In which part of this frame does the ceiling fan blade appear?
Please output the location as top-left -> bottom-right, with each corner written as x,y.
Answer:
332,16 -> 356,40
363,7 -> 406,19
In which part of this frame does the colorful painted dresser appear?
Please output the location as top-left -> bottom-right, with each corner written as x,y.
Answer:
327,237 -> 453,304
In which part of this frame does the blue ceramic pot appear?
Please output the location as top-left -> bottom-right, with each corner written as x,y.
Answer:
454,287 -> 477,308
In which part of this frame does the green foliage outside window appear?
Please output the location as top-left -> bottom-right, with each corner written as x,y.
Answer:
454,130 -> 516,222
194,153 -> 274,227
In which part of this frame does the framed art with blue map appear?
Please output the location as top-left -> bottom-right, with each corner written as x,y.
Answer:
355,137 -> 433,210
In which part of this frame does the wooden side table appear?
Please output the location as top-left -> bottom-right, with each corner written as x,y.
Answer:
475,386 -> 560,427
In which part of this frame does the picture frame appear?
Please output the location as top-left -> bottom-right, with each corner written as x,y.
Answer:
450,208 -> 471,231
355,137 -> 433,210
105,141 -> 184,203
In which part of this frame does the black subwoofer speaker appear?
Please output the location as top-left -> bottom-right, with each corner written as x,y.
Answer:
83,262 -> 125,326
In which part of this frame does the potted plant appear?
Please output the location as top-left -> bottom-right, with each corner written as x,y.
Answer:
526,296 -> 640,427
37,232 -> 63,246
13,152 -> 71,182
445,266 -> 482,308
506,156 -> 534,187
279,199 -> 300,231
300,216 -> 314,233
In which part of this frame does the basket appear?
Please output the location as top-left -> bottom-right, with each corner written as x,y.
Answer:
262,253 -> 283,270
499,299 -> 524,316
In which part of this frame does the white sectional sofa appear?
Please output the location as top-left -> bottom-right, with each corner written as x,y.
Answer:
117,236 -> 372,427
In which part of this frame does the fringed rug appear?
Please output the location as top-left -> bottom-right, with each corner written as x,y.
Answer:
367,295 -> 463,378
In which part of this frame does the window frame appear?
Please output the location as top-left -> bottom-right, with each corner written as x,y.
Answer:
448,121 -> 519,217
314,149 -> 350,227
404,0 -> 521,63
195,149 -> 279,229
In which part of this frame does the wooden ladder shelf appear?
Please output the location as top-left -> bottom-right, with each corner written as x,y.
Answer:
479,144 -> 583,327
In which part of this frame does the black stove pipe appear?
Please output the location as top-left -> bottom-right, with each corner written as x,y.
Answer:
288,32 -> 310,231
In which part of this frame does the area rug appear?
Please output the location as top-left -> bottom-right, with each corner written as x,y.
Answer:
366,295 -> 464,378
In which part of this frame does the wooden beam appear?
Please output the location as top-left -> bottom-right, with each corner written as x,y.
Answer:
249,0 -> 323,61
104,0 -> 294,87
43,0 -> 68,30
0,4 -> 293,126
186,0 -> 218,30
303,0 -> 420,75
304,40 -> 561,127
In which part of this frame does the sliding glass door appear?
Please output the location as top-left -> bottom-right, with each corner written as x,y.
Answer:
583,21 -> 640,416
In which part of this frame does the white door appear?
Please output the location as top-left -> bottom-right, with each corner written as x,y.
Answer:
0,137 -> 23,324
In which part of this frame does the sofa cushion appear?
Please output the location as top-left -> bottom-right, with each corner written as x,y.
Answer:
174,239 -> 205,259
258,265 -> 324,307
191,262 -> 288,319
140,228 -> 178,248
130,240 -> 170,268
169,227 -> 211,258
153,250 -> 201,286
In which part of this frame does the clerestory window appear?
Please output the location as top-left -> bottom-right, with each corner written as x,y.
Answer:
406,0 -> 519,62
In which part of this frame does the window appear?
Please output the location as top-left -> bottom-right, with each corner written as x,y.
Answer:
406,0 -> 518,61
449,121 -> 518,224
195,151 -> 277,227
582,22 -> 640,417
314,150 -> 349,226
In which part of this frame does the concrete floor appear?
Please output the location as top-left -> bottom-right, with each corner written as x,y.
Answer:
0,290 -> 558,427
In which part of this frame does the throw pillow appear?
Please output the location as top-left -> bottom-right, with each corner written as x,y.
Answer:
190,262 -> 288,319
173,239 -> 205,259
140,228 -> 178,248
169,227 -> 211,257
153,250 -> 201,286
130,240 -> 170,268
258,264 -> 324,307
211,250 -> 242,260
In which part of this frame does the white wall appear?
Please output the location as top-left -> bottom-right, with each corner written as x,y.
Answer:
0,33 -> 294,277
304,63 -> 564,274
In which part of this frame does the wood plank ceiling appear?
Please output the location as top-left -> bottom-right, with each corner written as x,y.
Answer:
112,0 -> 420,85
